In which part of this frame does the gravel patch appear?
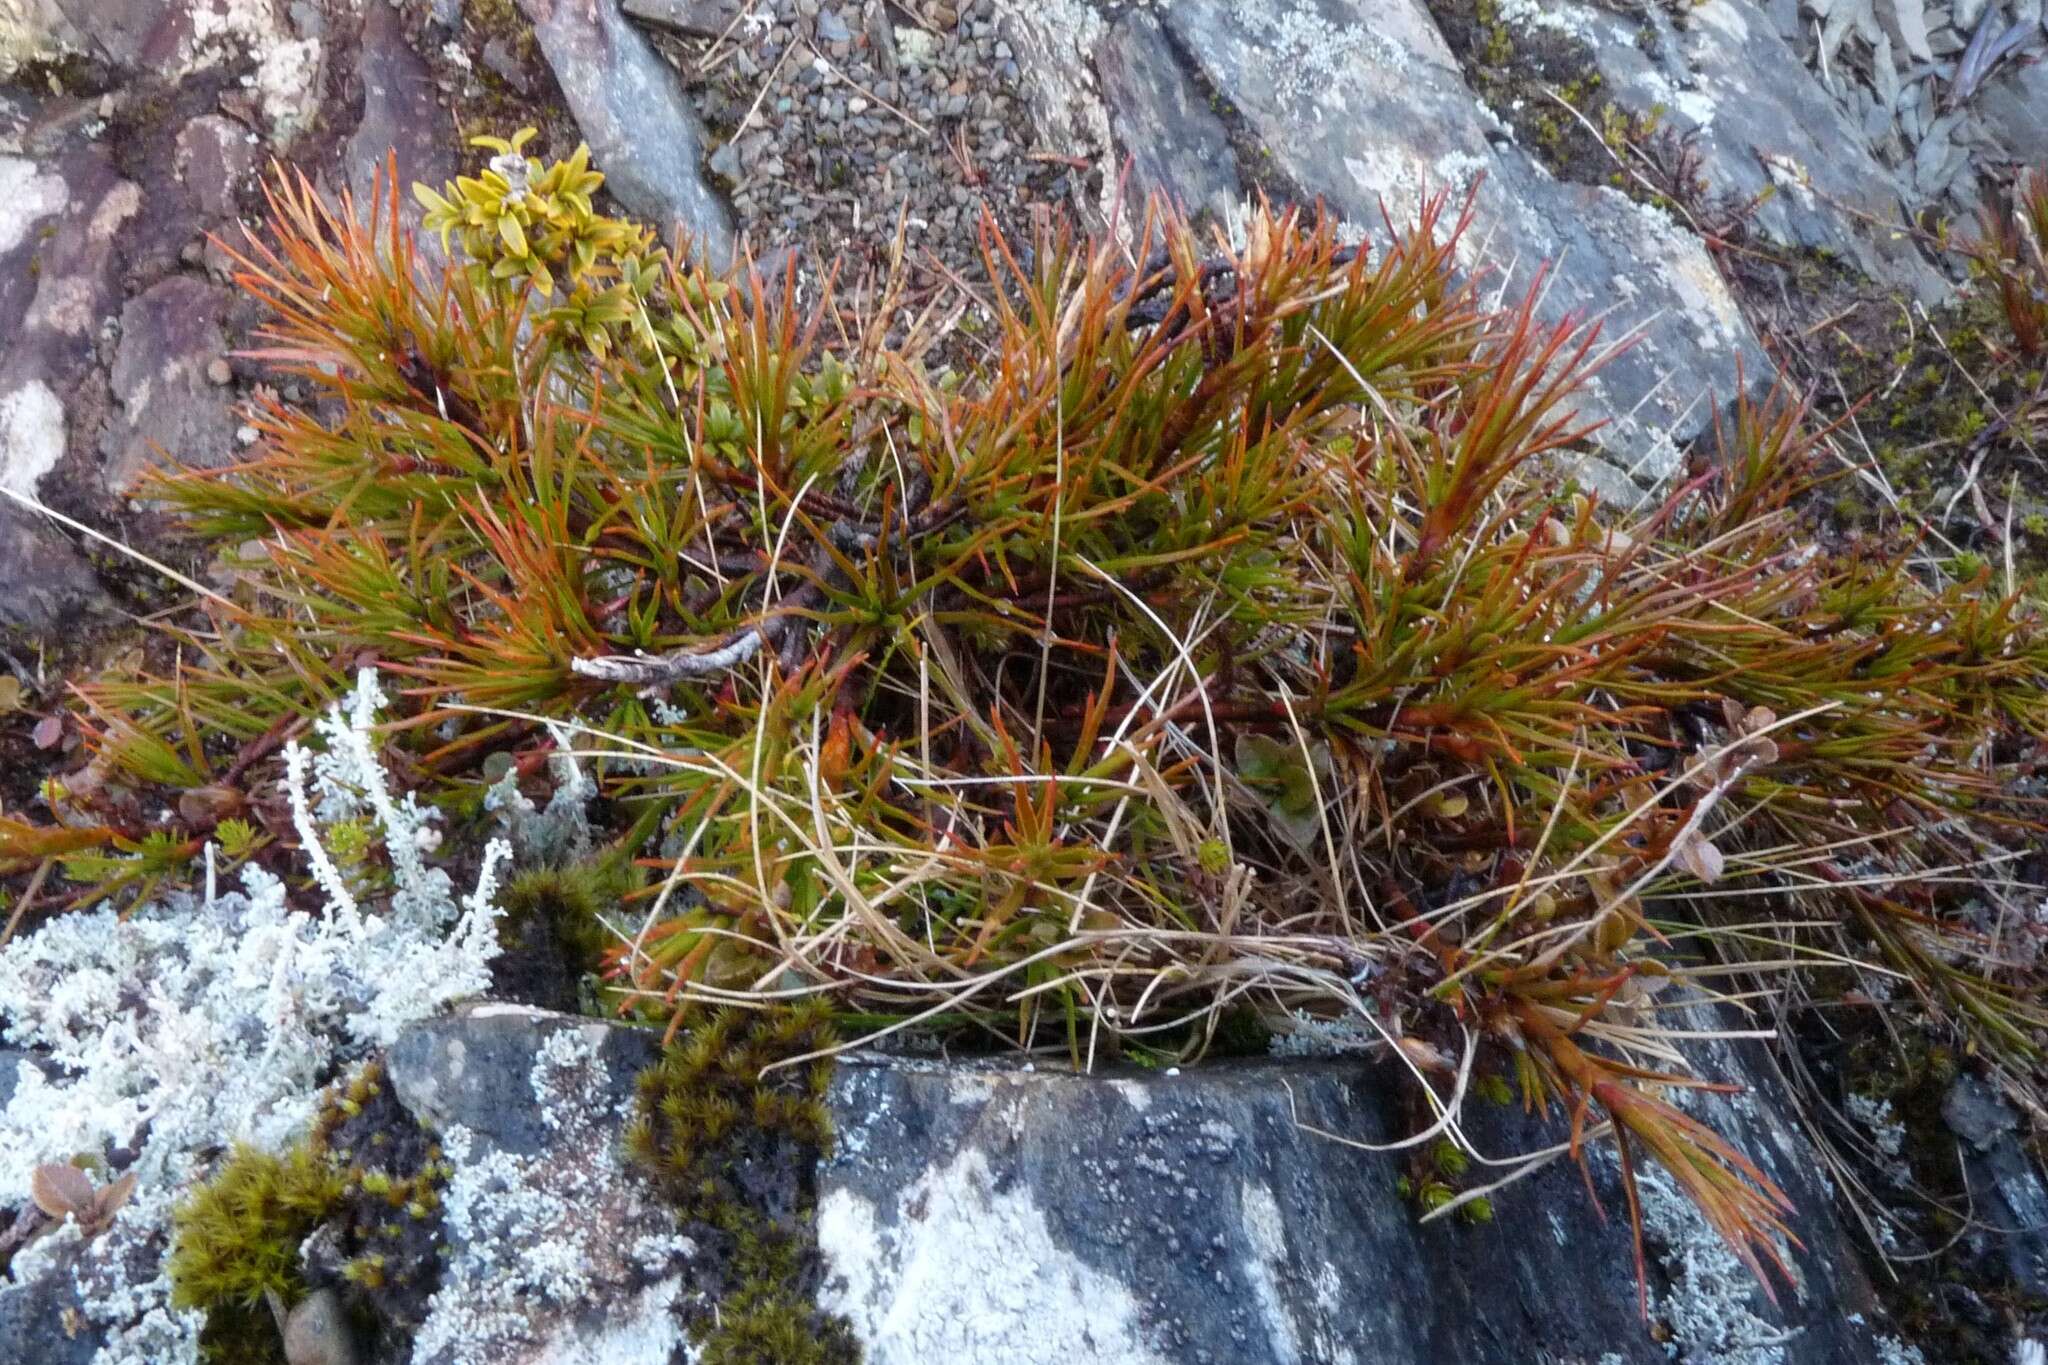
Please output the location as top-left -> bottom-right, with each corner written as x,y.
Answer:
632,0 -> 1098,291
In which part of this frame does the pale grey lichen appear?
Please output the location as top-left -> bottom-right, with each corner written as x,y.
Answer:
0,668 -> 508,1365
408,1024 -> 693,1365
1875,1335 -> 1929,1365
1634,1162 -> 1796,1364
1225,0 -> 1406,107
484,732 -> 595,867
1844,1092 -> 1912,1183
818,1145 -> 1167,1363
1267,1010 -> 1380,1058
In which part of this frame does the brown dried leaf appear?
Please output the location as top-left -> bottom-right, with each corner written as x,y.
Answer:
1395,1035 -> 1453,1074
29,1162 -> 93,1218
89,1170 -> 138,1227
176,785 -> 245,828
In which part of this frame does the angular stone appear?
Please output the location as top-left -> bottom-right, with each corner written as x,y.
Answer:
0,156 -> 70,363
621,0 -> 743,38
175,114 -> 255,222
1945,1073 -> 2048,1296
0,1232 -> 98,1365
0,141 -> 128,635
386,1003 -> 656,1156
348,0 -> 459,254
100,276 -> 238,490
1152,0 -> 1769,498
1095,10 -> 1241,229
10,144 -> 133,386
1975,56 -> 2048,170
521,0 -> 737,268
0,503 -> 103,638
480,35 -> 532,94
0,0 -> 84,77
384,1006 -> 694,1365
51,0 -> 182,70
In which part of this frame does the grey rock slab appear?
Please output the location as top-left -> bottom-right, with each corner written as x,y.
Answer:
5,143 -> 133,394
0,154 -> 72,383
522,0 -> 737,268
1974,52 -> 2048,167
817,1046 -> 1906,1365
1094,9 -> 1241,230
51,0 -> 181,70
480,35 -> 533,94
373,1004 -> 1943,1362
1550,0 -> 1947,301
0,504 -> 104,637
1157,0 -> 1769,497
175,114 -> 256,222
0,139 -> 131,635
100,275 -> 239,491
0,1233 -> 100,1365
383,1006 -> 694,1365
387,1002 -> 656,1155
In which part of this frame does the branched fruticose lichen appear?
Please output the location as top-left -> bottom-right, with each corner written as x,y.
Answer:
0,669 -> 507,1365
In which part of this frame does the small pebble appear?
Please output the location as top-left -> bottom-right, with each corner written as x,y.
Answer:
206,359 -> 233,386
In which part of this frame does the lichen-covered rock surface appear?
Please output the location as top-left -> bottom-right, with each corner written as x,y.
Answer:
818,1045 -> 1909,1365
79,1005 -> 1936,1365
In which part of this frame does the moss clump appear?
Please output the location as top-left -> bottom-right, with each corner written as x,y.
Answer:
167,1142 -> 344,1364
491,856 -> 636,1013
626,1004 -> 858,1365
166,1060 -> 453,1363
1807,279 -> 2048,586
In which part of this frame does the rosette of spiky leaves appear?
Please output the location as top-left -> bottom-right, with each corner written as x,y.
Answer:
61,142 -> 2048,1310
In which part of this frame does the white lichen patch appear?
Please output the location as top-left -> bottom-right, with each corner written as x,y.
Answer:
0,154 -> 65,254
184,0 -> 330,145
1845,1092 -> 1912,1184
1267,1009 -> 1378,1057
1609,187 -> 1748,351
1634,1161 -> 1798,1365
485,734 -> 594,866
818,1146 -> 1169,1364
0,669 -> 508,1365
408,1025 -> 693,1365
1226,0 -> 1406,108
1875,1336 -> 1928,1365
1495,0 -> 1589,39
0,377 -> 66,496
